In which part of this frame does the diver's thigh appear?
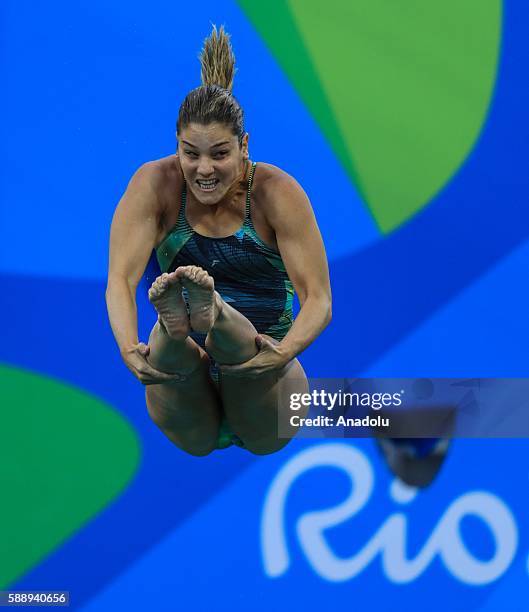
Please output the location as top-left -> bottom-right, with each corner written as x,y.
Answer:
145,360 -> 222,455
220,357 -> 309,453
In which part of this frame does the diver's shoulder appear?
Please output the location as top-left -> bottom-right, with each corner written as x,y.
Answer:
253,162 -> 301,195
140,154 -> 183,189
133,155 -> 183,212
253,162 -> 306,204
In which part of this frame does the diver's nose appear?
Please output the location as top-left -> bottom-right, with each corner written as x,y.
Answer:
197,157 -> 215,178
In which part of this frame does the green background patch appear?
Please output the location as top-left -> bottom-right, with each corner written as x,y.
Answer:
238,0 -> 501,231
0,365 -> 140,587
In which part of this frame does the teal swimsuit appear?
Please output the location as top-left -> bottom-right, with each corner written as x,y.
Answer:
155,162 -> 295,448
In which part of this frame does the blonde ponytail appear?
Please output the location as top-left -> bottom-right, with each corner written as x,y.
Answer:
199,25 -> 236,91
177,25 -> 245,144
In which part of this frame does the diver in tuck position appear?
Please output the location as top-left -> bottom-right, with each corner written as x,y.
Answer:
106,26 -> 332,455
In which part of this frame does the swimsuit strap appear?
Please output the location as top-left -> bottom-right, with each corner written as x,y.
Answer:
244,161 -> 258,222
179,179 -> 188,224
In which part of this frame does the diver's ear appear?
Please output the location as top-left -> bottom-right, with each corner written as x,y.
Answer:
241,132 -> 249,159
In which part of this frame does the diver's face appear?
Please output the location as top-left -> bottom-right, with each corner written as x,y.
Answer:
178,122 -> 248,205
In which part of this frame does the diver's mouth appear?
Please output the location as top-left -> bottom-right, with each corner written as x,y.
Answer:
196,179 -> 219,192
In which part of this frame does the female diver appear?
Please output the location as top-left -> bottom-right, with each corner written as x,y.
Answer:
106,26 -> 332,455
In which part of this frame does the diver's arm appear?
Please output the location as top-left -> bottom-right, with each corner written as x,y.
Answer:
106,164 -> 179,384
267,172 -> 332,361
106,277 -> 140,354
106,163 -> 158,352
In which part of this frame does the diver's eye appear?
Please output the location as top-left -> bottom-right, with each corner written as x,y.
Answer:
184,150 -> 199,158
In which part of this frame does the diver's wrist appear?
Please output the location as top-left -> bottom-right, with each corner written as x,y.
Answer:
277,341 -> 298,363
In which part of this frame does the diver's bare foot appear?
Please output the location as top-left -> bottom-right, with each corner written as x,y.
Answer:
176,266 -> 221,333
148,272 -> 190,340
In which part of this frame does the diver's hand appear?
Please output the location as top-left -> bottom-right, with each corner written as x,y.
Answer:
220,335 -> 290,378
121,342 -> 185,385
